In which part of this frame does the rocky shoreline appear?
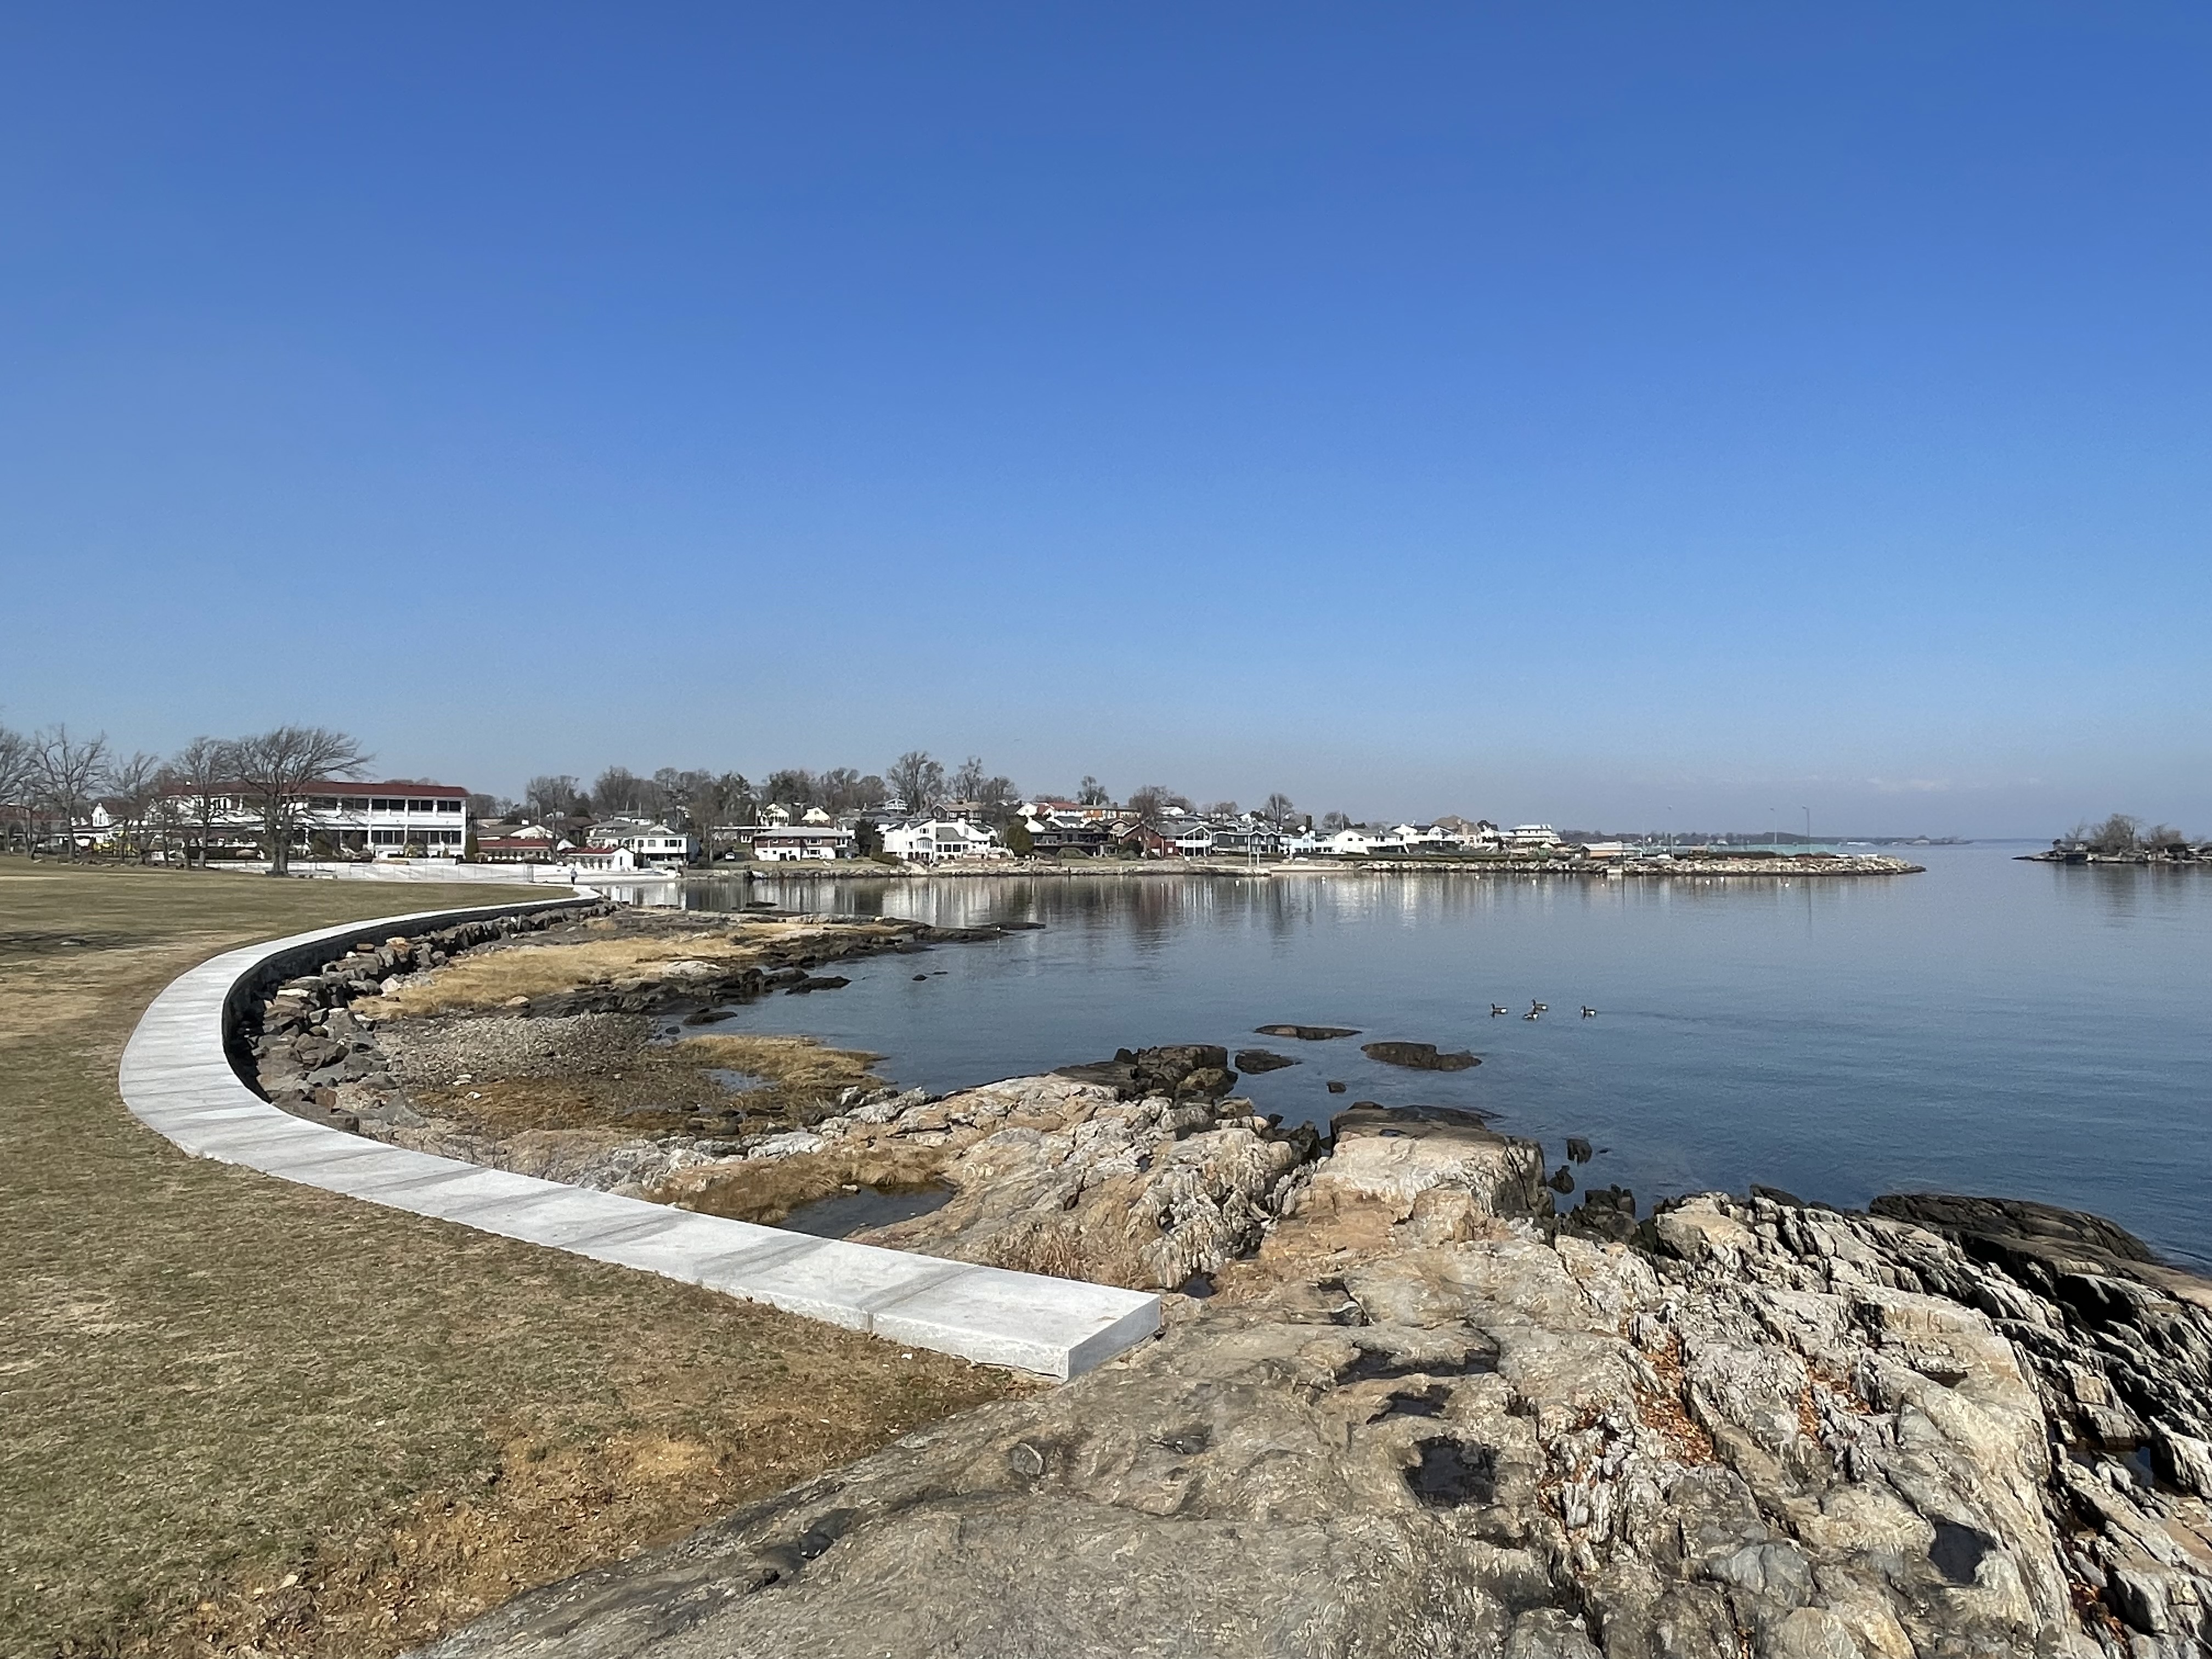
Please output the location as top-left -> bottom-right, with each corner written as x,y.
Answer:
236,912 -> 2206,1657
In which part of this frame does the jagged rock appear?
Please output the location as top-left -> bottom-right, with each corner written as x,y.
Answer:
1232,1049 -> 1299,1074
424,1184 -> 2212,1659
1254,1024 -> 1361,1041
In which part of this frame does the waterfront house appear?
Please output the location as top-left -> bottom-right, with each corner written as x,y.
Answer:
1434,815 -> 1503,848
476,824 -> 561,863
1208,817 -> 1284,857
1504,823 -> 1563,850
1322,828 -> 1376,857
1124,820 -> 1214,859
753,824 -> 856,862
883,819 -> 1008,865
588,819 -> 698,865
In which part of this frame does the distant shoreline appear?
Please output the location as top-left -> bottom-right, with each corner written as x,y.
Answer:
743,853 -> 1926,881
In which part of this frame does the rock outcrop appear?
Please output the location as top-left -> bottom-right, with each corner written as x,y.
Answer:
415,1170 -> 2212,1658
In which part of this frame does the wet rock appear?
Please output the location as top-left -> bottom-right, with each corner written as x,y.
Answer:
1325,1079 -> 1347,1093
784,975 -> 851,995
1565,1136 -> 1593,1164
1254,1024 -> 1361,1041
1230,1049 -> 1299,1074
1359,1041 -> 1480,1071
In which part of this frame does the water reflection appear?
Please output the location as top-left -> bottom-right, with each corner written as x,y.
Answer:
675,854 -> 2208,1268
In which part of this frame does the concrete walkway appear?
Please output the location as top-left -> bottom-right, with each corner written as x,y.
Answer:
116,900 -> 1161,1379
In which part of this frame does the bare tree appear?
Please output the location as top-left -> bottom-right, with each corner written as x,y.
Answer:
1076,775 -> 1110,807
103,751 -> 164,862
2070,813 -> 2141,856
524,775 -> 583,821
30,726 -> 110,861
950,755 -> 988,803
764,768 -> 819,811
817,767 -> 865,814
591,766 -> 663,820
1261,792 -> 1296,828
1126,784 -> 1190,822
888,751 -> 945,815
147,766 -> 189,866
230,726 -> 369,875
1320,810 -> 1353,833
685,771 -> 753,860
1202,800 -> 1240,819
170,736 -> 238,868
0,724 -> 31,853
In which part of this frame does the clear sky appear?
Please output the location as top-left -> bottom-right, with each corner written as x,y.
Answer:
2,5 -> 2205,834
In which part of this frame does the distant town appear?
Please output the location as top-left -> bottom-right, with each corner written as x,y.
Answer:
0,724 -> 2027,872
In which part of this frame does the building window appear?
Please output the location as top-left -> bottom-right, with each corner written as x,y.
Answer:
408,799 -> 437,813
370,830 -> 405,845
372,798 -> 402,812
437,799 -> 461,812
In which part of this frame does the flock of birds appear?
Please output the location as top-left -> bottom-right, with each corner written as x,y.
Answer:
1490,1001 -> 1598,1021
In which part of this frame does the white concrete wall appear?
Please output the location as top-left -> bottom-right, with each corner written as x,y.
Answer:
116,900 -> 1160,1379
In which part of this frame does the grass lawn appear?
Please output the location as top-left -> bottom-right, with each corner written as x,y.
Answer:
0,862 -> 1024,1657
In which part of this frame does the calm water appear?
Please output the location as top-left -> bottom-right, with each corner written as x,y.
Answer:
687,847 -> 2210,1269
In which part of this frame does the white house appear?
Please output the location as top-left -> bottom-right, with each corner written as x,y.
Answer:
1504,823 -> 1562,850
589,820 -> 698,865
153,778 -> 472,859
566,844 -> 640,872
752,825 -> 856,862
1323,828 -> 1376,856
883,819 -> 1008,864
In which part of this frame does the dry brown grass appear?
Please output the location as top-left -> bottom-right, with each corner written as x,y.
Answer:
673,1032 -> 885,1123
658,1141 -> 954,1226
986,1220 -> 1093,1281
0,864 -> 1025,1658
357,917 -> 904,1020
358,933 -> 751,1017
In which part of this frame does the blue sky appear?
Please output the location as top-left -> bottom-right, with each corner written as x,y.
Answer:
2,5 -> 2205,833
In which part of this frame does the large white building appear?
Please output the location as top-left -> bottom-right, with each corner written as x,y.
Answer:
158,778 -> 471,859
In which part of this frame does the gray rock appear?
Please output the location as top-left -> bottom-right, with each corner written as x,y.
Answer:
1359,1041 -> 1480,1072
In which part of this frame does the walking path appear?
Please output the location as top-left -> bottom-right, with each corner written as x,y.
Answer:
116,900 -> 1160,1379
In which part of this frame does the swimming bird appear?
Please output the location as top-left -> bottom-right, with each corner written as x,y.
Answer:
1528,1000 -> 1547,1016
1489,1003 -> 1509,1017
1581,1005 -> 1597,1019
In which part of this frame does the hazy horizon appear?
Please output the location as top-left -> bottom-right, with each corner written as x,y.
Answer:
3,7 -> 2205,838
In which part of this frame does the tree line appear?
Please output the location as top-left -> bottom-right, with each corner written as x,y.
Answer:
0,716 -> 1329,872
0,721 -> 368,875
2062,814 -> 2195,855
